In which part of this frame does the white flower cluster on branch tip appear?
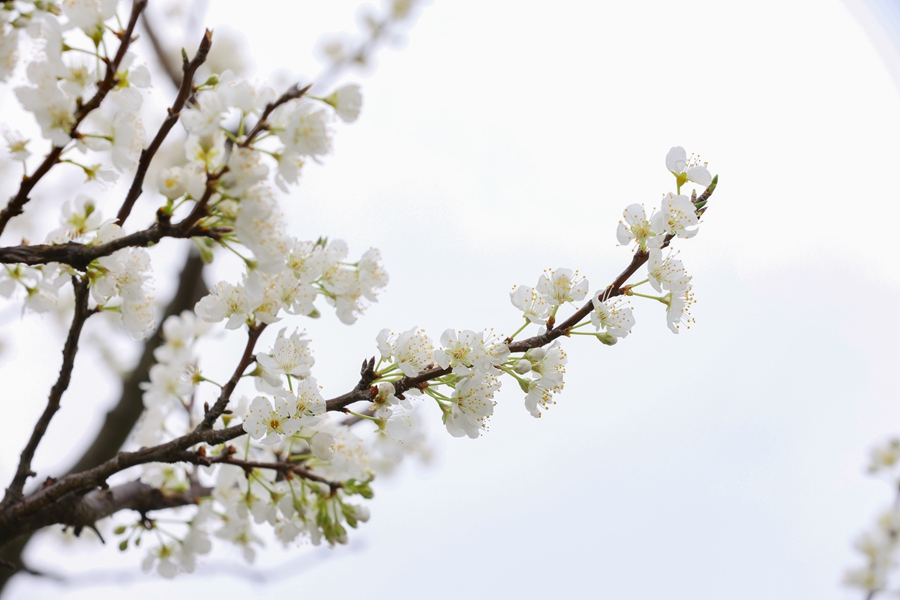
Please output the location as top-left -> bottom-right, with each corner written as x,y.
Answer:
0,0 -> 724,582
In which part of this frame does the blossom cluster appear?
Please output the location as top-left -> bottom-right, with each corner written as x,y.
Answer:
844,438 -> 900,594
0,0 -> 720,579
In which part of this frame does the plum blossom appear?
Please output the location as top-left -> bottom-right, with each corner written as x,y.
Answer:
616,203 -> 663,250
536,268 -> 589,306
273,99 -> 334,158
445,372 -> 500,438
665,146 -> 712,188
181,89 -> 228,136
243,395 -> 302,445
385,327 -> 434,377
291,376 -> 326,424
591,297 -> 634,338
311,431 -> 337,460
195,281 -> 252,329
510,284 -> 551,325
2,126 -> 29,162
90,224 -> 155,339
61,0 -> 118,40
157,166 -> 185,199
650,192 -> 700,239
110,110 -> 145,171
325,83 -> 363,123
0,27 -> 18,82
235,187 -> 291,273
523,341 -> 567,418
663,286 -> 695,334
256,328 -> 314,378
647,248 -> 691,292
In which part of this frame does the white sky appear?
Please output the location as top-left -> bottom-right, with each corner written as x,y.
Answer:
2,0 -> 899,598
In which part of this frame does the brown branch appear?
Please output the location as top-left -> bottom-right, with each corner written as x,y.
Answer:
0,0 -> 148,238
0,324 -> 266,542
239,84 -> 312,148
0,180 -> 719,546
0,220 -> 229,269
328,182 -> 720,411
67,250 -> 208,475
184,454 -> 340,492
1,278 -> 95,508
117,29 -> 213,225
25,480 -> 209,537
0,251 -> 206,588
199,324 -> 266,429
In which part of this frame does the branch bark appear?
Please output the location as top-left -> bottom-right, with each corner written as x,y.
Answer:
1,278 -> 94,508
117,29 -> 213,225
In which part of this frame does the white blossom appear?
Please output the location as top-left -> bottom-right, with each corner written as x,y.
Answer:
2,126 -> 29,162
91,224 -> 155,339
666,146 -> 712,188
590,297 -> 634,338
243,395 -> 302,445
524,341 -> 567,418
291,376 -> 326,424
536,268 -> 589,306
0,27 -> 18,82
181,89 -> 228,136
61,0 -> 118,39
185,130 -> 226,167
256,328 -> 314,378
311,431 -> 336,460
154,311 -> 207,365
273,99 -> 334,158
391,327 -> 434,377
195,281 -> 251,329
647,248 -> 691,293
868,438 -> 900,474
663,286 -> 695,334
140,363 -> 192,408
510,284 -> 551,325
325,83 -> 362,123
222,147 -> 269,195
616,203 -> 663,249
445,372 -> 500,439
235,187 -> 291,274
110,110 -> 145,172
157,166 -> 185,200
650,192 -> 699,239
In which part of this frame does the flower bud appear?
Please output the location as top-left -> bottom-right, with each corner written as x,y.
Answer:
513,359 -> 531,374
311,431 -> 336,461
525,347 -> 546,362
598,332 -> 618,346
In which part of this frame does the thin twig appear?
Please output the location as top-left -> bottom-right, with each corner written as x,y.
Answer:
239,84 -> 312,148
117,29 -> 213,225
1,278 -> 95,508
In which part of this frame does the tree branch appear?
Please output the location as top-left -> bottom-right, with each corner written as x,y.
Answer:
68,250 -> 208,476
0,220 -> 229,269
239,83 -> 312,148
117,29 -> 213,225
0,179 -> 719,547
25,480 -> 209,537
1,278 -> 95,509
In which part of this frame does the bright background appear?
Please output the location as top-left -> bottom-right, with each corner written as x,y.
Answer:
1,0 -> 899,598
